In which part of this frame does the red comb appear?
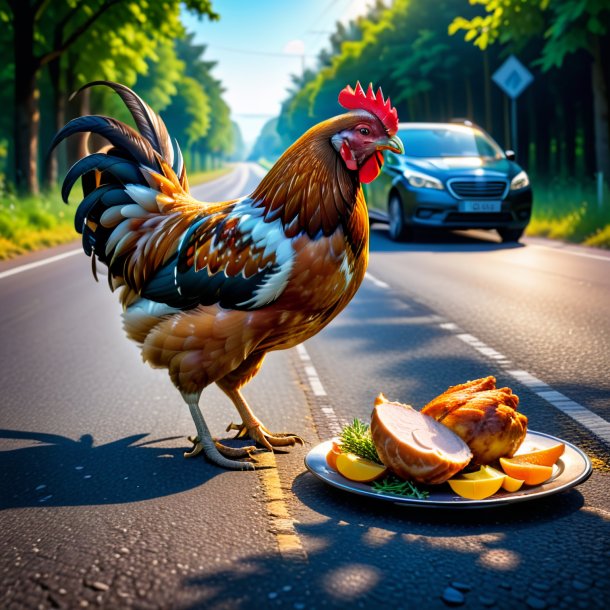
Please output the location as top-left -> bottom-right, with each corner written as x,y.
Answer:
338,82 -> 399,136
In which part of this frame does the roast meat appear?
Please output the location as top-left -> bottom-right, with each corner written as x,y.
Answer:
370,394 -> 473,485
421,376 -> 527,464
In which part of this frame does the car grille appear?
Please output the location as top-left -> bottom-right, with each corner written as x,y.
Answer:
447,179 -> 508,200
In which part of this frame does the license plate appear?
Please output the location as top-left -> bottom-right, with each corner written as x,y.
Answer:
458,201 -> 502,212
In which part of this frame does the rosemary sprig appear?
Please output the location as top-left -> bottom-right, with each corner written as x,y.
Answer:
372,475 -> 430,499
340,419 -> 382,464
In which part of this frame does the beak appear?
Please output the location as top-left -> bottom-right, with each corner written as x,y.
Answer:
376,134 -> 404,155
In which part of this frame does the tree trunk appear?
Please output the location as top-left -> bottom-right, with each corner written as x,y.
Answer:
592,34 -> 610,180
43,56 -> 64,189
465,77 -> 473,120
564,95 -> 577,175
483,50 -> 492,132
64,56 -> 90,169
12,5 -> 40,194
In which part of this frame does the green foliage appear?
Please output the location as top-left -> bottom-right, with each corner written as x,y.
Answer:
0,190 -> 76,259
278,0 -> 486,142
527,176 -> 610,247
163,75 -> 211,147
449,0 -> 609,69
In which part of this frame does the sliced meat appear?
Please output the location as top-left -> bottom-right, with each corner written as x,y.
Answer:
371,394 -> 473,485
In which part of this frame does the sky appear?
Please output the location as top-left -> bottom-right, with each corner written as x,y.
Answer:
181,0 -> 377,149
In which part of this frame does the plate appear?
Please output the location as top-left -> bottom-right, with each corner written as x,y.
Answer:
304,431 -> 592,508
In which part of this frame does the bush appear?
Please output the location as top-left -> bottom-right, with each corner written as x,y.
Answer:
527,176 -> 610,248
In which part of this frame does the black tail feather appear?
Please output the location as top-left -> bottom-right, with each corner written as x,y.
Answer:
72,81 -> 175,167
50,115 -> 160,171
62,153 -> 143,203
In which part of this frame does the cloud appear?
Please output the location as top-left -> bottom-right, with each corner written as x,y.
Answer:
283,39 -> 305,55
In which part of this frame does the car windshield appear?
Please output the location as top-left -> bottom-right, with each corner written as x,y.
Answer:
399,126 -> 504,159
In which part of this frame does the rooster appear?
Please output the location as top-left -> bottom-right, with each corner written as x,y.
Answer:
52,81 -> 403,470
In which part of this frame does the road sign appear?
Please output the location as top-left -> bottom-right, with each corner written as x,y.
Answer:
492,55 -> 533,99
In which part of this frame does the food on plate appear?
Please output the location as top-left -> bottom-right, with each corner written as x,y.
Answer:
495,468 -> 525,492
448,465 -> 506,500
422,376 -> 528,465
462,464 -> 524,493
326,439 -> 343,470
511,442 -> 565,467
335,453 -> 388,482
370,394 -> 472,485
321,378 -> 571,501
499,457 -> 553,485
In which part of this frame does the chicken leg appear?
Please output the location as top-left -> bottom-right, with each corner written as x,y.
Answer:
217,383 -> 303,452
181,392 -> 256,470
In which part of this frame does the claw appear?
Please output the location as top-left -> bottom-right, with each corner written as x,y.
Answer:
226,422 -> 303,451
184,438 -> 204,458
184,435 -> 258,465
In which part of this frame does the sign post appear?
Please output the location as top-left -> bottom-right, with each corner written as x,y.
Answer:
492,55 -> 534,156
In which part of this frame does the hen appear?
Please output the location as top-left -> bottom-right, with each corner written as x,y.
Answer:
421,376 -> 528,464
53,81 -> 403,470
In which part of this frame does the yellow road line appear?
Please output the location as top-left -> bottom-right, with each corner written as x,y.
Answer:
255,451 -> 307,562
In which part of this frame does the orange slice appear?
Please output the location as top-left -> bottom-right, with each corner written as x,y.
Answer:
501,474 -> 525,492
511,443 -> 565,467
326,439 -> 343,470
448,470 -> 505,500
499,457 -> 553,486
477,465 -> 524,492
335,453 -> 387,483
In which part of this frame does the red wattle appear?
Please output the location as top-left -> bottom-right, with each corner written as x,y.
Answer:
359,151 -> 384,183
340,141 -> 358,171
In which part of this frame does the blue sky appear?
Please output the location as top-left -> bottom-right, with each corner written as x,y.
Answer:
182,0 -> 376,148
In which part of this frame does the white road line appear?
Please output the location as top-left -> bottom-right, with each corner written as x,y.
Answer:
295,344 -> 343,435
0,249 -> 81,280
440,323 -> 610,445
365,272 -> 390,289
528,241 -> 610,263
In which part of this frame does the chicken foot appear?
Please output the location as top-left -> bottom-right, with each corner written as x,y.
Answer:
182,393 -> 256,470
219,386 -> 303,452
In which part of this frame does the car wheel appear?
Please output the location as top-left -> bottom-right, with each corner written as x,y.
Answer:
388,195 -> 409,241
497,227 -> 525,243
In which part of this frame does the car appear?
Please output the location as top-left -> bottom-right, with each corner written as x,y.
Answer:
365,121 -> 533,242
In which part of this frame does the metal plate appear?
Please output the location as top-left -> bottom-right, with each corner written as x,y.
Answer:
458,200 -> 502,212
304,431 -> 592,509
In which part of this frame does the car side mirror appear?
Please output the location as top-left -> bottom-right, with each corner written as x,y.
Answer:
505,150 -> 516,161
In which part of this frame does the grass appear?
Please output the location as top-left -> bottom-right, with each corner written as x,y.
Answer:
526,176 -> 610,248
0,167 -> 233,260
0,189 -> 76,260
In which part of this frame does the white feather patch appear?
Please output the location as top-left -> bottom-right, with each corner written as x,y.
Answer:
126,298 -> 179,319
125,184 -> 160,213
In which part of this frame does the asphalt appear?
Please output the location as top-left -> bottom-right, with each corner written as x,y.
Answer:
0,164 -> 608,610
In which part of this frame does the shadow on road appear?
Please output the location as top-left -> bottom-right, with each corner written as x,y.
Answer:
0,429 -> 219,509
173,472 -> 607,610
369,226 -> 526,253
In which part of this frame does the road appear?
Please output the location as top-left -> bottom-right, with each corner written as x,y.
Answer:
1,163 -> 609,610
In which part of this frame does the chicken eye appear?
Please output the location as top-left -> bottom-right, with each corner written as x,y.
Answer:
359,127 -> 370,136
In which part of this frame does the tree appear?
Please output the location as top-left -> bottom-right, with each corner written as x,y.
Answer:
3,0 -> 217,194
248,118 -> 284,162
449,0 -> 610,178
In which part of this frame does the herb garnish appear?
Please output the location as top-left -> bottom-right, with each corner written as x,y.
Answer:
372,475 -> 430,499
340,418 -> 382,464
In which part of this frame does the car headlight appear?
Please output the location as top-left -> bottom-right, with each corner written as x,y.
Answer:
404,169 -> 444,190
510,170 -> 530,191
